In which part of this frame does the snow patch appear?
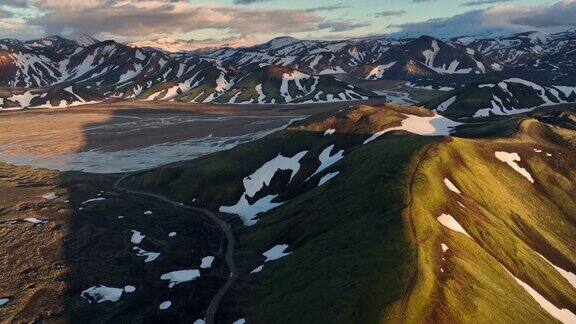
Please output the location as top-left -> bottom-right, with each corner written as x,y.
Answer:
437,214 -> 470,237
130,230 -> 145,244
494,151 -> 534,183
444,178 -> 461,194
81,285 -> 134,303
159,301 -> 172,310
200,256 -> 214,269
318,172 -> 339,186
441,243 -> 449,252
161,269 -> 201,288
363,113 -> 460,144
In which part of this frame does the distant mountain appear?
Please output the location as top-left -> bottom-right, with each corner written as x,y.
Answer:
213,65 -> 374,104
0,37 -> 378,110
126,37 -> 256,54
426,78 -> 576,118
354,36 -> 500,80
2,29 -> 576,110
466,29 -> 576,82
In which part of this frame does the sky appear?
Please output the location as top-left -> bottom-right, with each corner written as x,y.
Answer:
0,0 -> 575,46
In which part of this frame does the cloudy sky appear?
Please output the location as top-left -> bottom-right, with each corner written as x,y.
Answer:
1,0 -> 575,45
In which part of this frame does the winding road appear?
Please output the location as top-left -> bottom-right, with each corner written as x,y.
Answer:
114,174 -> 238,324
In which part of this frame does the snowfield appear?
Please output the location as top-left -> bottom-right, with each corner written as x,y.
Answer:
363,113 -> 461,144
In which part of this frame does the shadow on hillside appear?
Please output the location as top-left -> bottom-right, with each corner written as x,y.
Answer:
50,103 -> 373,323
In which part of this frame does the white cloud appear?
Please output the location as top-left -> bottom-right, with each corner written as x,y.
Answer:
389,0 -> 576,38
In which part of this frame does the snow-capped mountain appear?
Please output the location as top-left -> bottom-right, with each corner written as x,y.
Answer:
1,29 -> 575,110
466,29 -> 576,81
0,36 -> 378,109
354,36 -> 500,80
127,37 -> 254,54
428,78 -> 576,118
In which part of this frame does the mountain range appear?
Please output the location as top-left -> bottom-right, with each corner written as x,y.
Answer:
1,29 -> 575,114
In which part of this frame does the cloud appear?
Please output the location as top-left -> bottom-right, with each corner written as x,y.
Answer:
0,8 -> 14,18
317,20 -> 371,32
233,0 -> 273,4
375,10 -> 406,18
390,1 -> 576,38
27,1 -> 327,38
2,0 -> 29,7
512,0 -> 576,27
461,0 -> 514,6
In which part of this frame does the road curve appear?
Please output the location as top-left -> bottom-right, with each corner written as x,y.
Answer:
114,174 -> 238,324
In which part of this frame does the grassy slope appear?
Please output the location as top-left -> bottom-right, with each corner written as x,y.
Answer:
128,105 -> 576,323
405,117 -> 576,322
232,136 -> 434,323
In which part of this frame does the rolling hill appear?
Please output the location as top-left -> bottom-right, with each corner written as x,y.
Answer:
121,104 -> 576,323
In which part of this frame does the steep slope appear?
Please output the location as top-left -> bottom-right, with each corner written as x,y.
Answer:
124,104 -> 576,323
427,78 -> 576,118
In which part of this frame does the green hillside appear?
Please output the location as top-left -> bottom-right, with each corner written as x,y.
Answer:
126,104 -> 576,323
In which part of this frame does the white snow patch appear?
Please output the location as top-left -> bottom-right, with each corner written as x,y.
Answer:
363,113 -> 460,144
200,256 -> 215,269
324,128 -> 336,136
243,151 -> 307,197
161,269 -> 201,288
494,151 -> 534,183
536,252 -> 576,290
169,232 -> 177,237
505,268 -> 576,324
133,246 -> 160,262
436,96 -> 457,112
159,301 -> 172,310
81,285 -> 134,303
144,210 -> 153,215
441,243 -> 449,252
24,217 -> 48,225
264,244 -> 291,262
251,265 -> 264,273
318,172 -> 339,186
310,145 -> 344,178
437,214 -> 470,237
42,193 -> 58,201
130,230 -> 145,244
220,151 -> 307,225
220,194 -> 282,226
444,178 -> 461,194
82,197 -> 106,204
